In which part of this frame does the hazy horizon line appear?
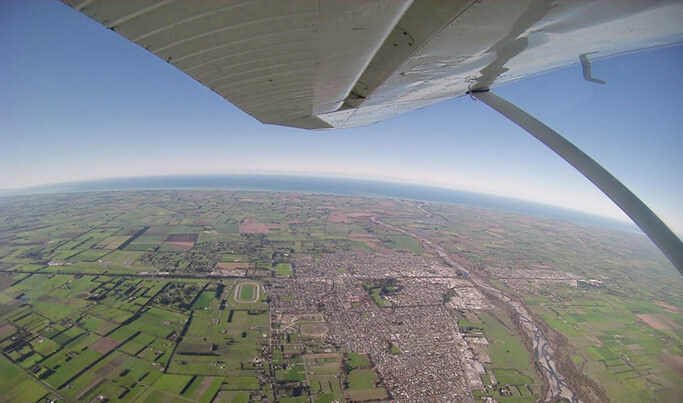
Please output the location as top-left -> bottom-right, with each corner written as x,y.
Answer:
0,172 -> 635,225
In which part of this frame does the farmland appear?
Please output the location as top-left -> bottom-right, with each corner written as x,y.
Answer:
0,190 -> 681,402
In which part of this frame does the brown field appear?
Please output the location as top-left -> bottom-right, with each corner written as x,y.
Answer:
0,322 -> 15,337
659,354 -> 683,377
164,234 -> 198,251
194,376 -> 215,400
463,311 -> 481,323
347,388 -> 388,401
637,314 -> 680,331
96,354 -> 127,377
239,218 -> 278,234
298,313 -> 324,321
349,231 -> 389,252
216,262 -> 249,270
89,336 -> 119,354
328,210 -> 375,223
485,230 -> 504,239
301,323 -> 329,337
215,262 -> 248,276
654,301 -> 679,313
0,274 -> 16,291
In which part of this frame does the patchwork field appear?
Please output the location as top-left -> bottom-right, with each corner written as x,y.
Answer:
0,190 -> 680,402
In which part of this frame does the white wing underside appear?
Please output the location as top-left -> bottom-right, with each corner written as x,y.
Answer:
61,0 -> 683,130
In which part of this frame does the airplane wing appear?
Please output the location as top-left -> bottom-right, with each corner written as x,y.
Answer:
58,0 -> 683,271
60,0 -> 683,130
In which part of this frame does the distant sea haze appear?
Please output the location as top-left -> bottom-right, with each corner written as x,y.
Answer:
4,174 -> 636,233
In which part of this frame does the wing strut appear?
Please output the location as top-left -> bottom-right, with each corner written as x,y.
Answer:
470,90 -> 683,275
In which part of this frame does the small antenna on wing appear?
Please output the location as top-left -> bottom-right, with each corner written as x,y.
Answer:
580,53 -> 606,85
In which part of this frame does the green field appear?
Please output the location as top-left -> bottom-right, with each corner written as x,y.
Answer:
478,311 -> 536,373
274,263 -> 292,276
193,289 -> 216,309
0,189 -> 680,402
238,283 -> 256,301
527,291 -> 683,402
346,352 -> 371,369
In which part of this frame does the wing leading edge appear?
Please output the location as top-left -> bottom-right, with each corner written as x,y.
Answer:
61,0 -> 683,129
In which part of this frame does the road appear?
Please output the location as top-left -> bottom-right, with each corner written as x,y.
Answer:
372,205 -> 579,403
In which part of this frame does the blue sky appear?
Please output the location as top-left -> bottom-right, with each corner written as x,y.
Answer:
1,1 -> 682,232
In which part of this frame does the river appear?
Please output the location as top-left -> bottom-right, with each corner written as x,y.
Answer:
371,207 -> 579,402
